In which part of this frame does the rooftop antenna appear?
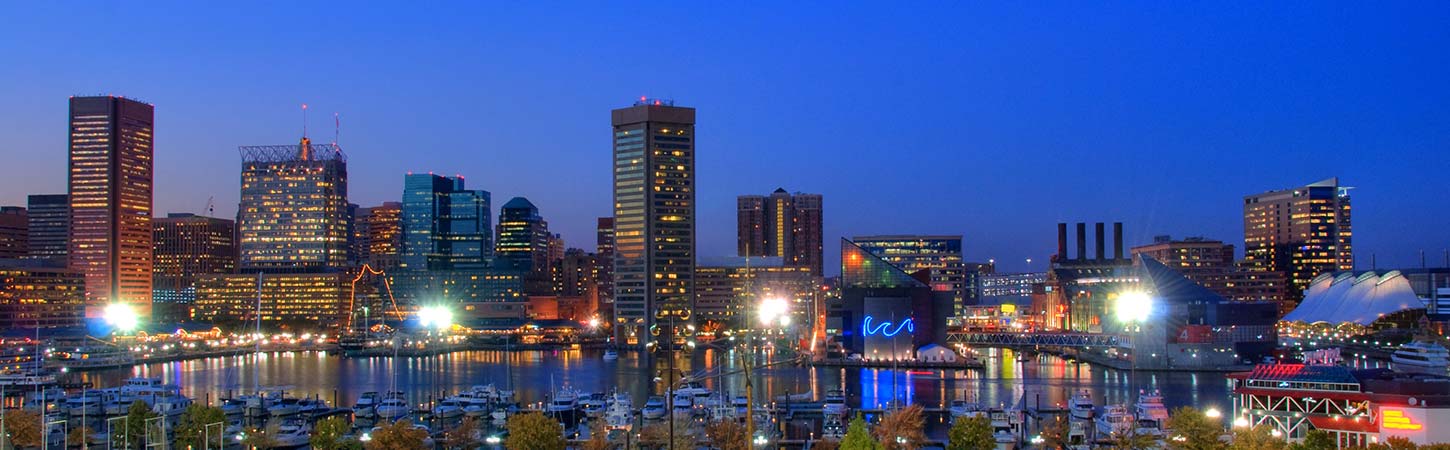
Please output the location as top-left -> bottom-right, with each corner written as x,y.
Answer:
301,103 -> 309,137
333,112 -> 340,145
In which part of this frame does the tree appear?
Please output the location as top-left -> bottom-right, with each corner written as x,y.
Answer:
1167,407 -> 1227,450
68,424 -> 97,449
1230,425 -> 1287,450
174,404 -> 227,449
874,405 -> 925,450
947,416 -> 994,450
1289,430 -> 1334,450
112,401 -> 159,449
4,409 -> 43,449
239,426 -> 279,450
1109,431 -> 1158,450
638,421 -> 694,450
840,414 -> 880,450
705,419 -> 748,450
1039,417 -> 1068,450
442,416 -> 481,450
814,439 -> 842,450
580,419 -> 614,450
312,416 -> 362,450
504,412 -> 565,450
365,419 -> 428,450
1369,437 -> 1418,450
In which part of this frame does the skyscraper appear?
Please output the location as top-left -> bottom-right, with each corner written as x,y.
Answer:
611,99 -> 695,345
0,259 -> 85,330
152,213 -> 236,320
737,188 -> 823,275
1243,178 -> 1353,307
0,207 -> 26,259
495,197 -> 550,274
357,202 -> 403,270
238,137 -> 349,272
401,174 -> 491,271
25,194 -> 68,262
68,96 -> 154,317
595,217 -> 615,303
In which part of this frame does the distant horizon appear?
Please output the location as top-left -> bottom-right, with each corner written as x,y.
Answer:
3,3 -> 1448,276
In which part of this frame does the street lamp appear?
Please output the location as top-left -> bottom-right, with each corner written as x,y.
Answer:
1205,407 -> 1222,419
1114,291 -> 1153,323
758,297 -> 790,328
104,303 -> 140,334
418,305 -> 454,332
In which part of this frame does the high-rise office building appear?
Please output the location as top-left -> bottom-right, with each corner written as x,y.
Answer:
556,248 -> 600,298
401,174 -> 492,271
0,259 -> 85,329
495,197 -> 550,274
694,256 -> 818,326
356,202 -> 403,270
152,213 -> 236,320
851,235 -> 966,318
1243,178 -> 1353,306
68,96 -> 154,317
596,217 -> 615,303
0,207 -> 26,259
238,137 -> 349,272
611,99 -> 696,345
25,195 -> 68,262
737,189 -> 823,276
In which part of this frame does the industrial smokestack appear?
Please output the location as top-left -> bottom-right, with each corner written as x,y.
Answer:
1095,223 -> 1106,261
1057,223 -> 1068,262
1113,222 -> 1124,260
1076,223 -> 1087,261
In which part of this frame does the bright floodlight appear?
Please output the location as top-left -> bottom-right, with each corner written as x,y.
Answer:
1205,407 -> 1222,419
758,297 -> 789,327
1115,292 -> 1153,323
104,303 -> 140,332
418,305 -> 454,331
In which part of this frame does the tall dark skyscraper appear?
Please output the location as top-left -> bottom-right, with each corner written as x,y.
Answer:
496,197 -> 550,274
0,207 -> 26,259
737,188 -> 823,275
25,194 -> 68,262
238,137 -> 349,272
611,99 -> 695,345
401,174 -> 491,271
356,202 -> 403,270
1243,177 -> 1353,308
68,96 -> 154,317
595,217 -> 615,303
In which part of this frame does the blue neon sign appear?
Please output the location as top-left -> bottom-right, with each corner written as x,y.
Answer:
863,316 -> 915,337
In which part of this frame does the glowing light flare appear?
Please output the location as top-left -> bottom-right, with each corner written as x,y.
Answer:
758,297 -> 790,327
1382,409 -> 1422,431
418,305 -> 454,331
104,303 -> 140,332
1115,291 -> 1153,323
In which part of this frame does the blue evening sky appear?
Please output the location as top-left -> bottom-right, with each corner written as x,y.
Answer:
2,2 -> 1448,275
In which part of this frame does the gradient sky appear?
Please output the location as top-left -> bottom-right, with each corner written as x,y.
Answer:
3,2 -> 1449,275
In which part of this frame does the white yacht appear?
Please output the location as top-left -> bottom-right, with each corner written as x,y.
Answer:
671,391 -> 694,417
1069,390 -> 1094,420
376,393 -> 411,420
989,407 -> 1021,450
547,387 -> 580,414
732,395 -> 749,417
65,390 -> 105,417
433,399 -> 465,419
272,418 -> 312,447
581,392 -> 608,416
1096,404 -> 1135,439
605,393 -> 633,431
1133,390 -> 1169,436
0,368 -> 57,387
950,399 -> 986,419
1390,340 -> 1450,376
353,392 -> 381,418
641,396 -> 667,420
822,389 -> 849,417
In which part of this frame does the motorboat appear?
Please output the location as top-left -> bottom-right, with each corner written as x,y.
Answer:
822,389 -> 849,417
950,399 -> 986,419
0,367 -> 57,387
641,396 -> 667,420
732,395 -> 749,417
152,391 -> 193,418
581,392 -> 608,417
547,387 -> 580,414
1095,404 -> 1135,439
990,408 -> 1022,450
603,349 -> 619,361
1134,390 -> 1169,436
273,418 -> 312,447
376,396 -> 411,421
1069,390 -> 1094,421
65,390 -> 105,417
1390,340 -> 1450,376
822,415 -> 846,439
605,393 -> 633,431
433,399 -> 465,419
354,391 -> 381,418
671,391 -> 694,417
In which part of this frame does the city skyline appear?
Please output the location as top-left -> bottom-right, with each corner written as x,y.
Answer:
3,4 -> 1449,276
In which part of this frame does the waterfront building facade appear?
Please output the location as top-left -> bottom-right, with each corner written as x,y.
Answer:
354,202 -> 403,270
495,197 -> 550,275
401,174 -> 491,271
851,235 -> 966,319
25,194 -> 68,262
0,207 -> 26,259
0,259 -> 85,329
694,256 -> 819,329
237,137 -> 349,272
828,239 -> 949,360
152,213 -> 236,320
1243,178 -> 1353,308
68,96 -> 154,317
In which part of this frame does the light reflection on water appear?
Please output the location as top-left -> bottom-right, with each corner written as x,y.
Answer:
63,347 -> 1232,412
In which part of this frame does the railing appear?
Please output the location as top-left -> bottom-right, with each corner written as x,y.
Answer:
946,331 -> 1121,347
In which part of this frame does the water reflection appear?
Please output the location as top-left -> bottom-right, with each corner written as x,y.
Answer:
65,347 -> 1231,412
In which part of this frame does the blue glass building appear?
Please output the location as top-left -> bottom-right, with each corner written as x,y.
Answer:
401,174 -> 492,271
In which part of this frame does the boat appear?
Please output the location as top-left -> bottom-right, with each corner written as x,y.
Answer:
272,418 -> 312,447
822,389 -> 849,417
376,393 -> 411,420
732,395 -> 749,417
0,367 -> 57,387
641,396 -> 667,420
1095,404 -> 1135,439
433,399 -> 465,419
605,393 -> 633,430
581,392 -> 607,417
950,399 -> 986,419
65,390 -> 106,417
603,349 -> 619,361
822,415 -> 846,439
772,392 -> 812,402
354,391 -> 381,418
44,346 -> 134,371
989,407 -> 1022,450
1069,390 -> 1094,420
1390,340 -> 1450,376
1067,420 -> 1089,447
1133,390 -> 1169,436
547,387 -> 580,414
151,391 -> 193,418
671,391 -> 694,417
